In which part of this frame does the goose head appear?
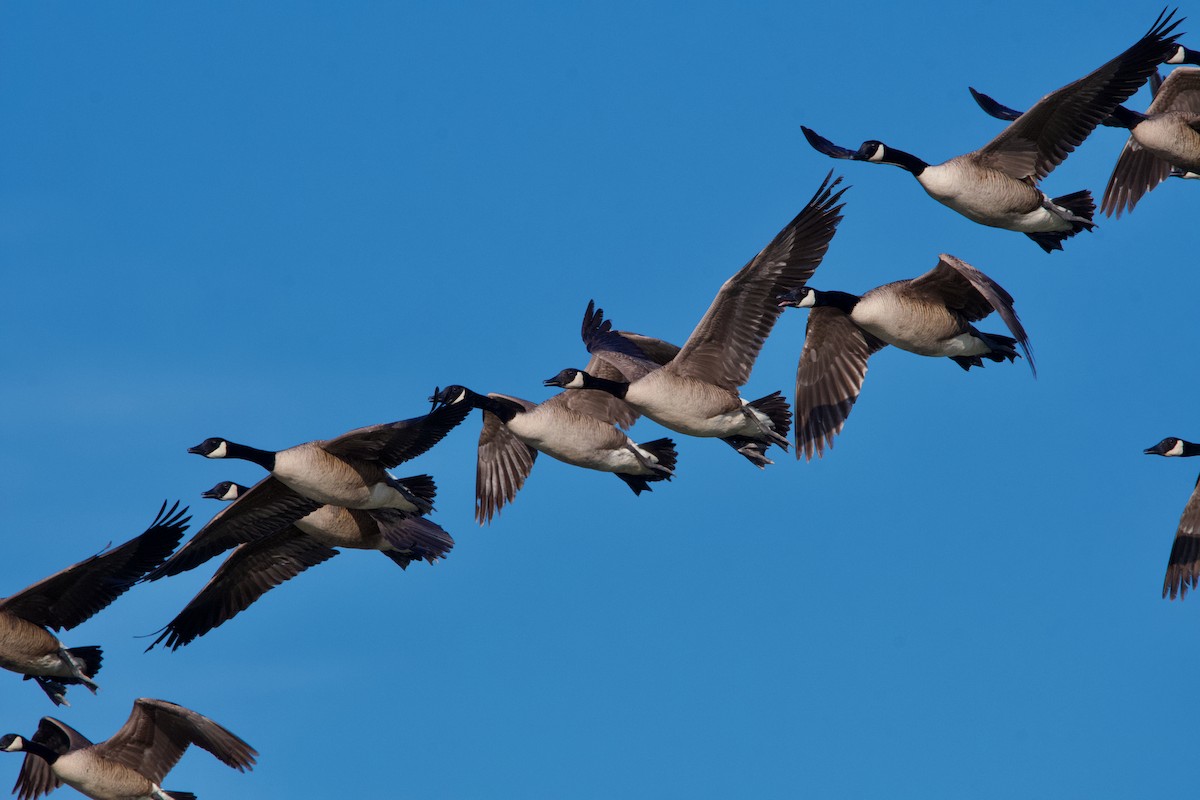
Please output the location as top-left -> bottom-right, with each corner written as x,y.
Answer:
778,287 -> 817,308
1145,437 -> 1188,457
202,481 -> 245,501
188,438 -> 230,458
544,368 -> 589,389
429,385 -> 475,409
0,735 -> 24,753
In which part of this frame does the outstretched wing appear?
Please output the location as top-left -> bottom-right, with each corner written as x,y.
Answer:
670,171 -> 847,390
1,502 -> 190,631
475,396 -> 539,525
322,399 -> 473,467
1163,473 -> 1200,599
976,10 -> 1182,180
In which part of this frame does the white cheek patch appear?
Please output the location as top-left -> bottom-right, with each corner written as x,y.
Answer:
797,290 -> 816,308
454,389 -> 468,404
208,441 -> 228,459
567,372 -> 587,389
868,145 -> 886,163
3,737 -> 23,752
1168,46 -> 1185,64
1167,439 -> 1186,456
222,484 -> 240,500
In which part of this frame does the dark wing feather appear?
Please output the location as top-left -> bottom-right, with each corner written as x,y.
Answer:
977,10 -> 1183,180
1102,67 -> 1200,216
1163,472 -> 1200,599
321,400 -> 472,467
553,327 -> 680,428
670,171 -> 847,390
0,502 -> 190,631
794,308 -> 886,460
146,529 -> 338,651
905,254 -> 1036,376
577,300 -> 663,383
96,698 -> 256,784
145,479 -> 320,581
475,399 -> 539,525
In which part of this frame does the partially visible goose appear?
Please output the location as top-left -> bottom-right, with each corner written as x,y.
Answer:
778,254 -> 1034,459
801,10 -> 1183,251
1144,436 -> 1200,599
0,502 -> 188,706
969,66 -> 1200,217
187,398 -> 471,514
145,481 -> 453,649
430,378 -> 678,525
0,697 -> 255,800
544,172 -> 847,467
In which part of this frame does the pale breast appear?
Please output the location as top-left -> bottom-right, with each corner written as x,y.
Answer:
918,160 -> 1058,230
852,291 -> 963,356
624,371 -> 743,437
294,505 -> 381,549
506,406 -> 644,471
272,445 -> 378,507
55,750 -> 157,800
0,612 -> 64,672
1133,114 -> 1200,170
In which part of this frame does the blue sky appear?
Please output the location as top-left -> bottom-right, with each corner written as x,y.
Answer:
1,3 -> 1196,797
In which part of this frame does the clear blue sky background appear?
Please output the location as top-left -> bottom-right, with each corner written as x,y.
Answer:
1,3 -> 1195,798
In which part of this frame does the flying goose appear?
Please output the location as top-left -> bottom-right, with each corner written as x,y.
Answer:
0,502 -> 189,706
1144,436 -> 1200,599
0,697 -> 255,800
801,10 -> 1183,251
145,481 -> 453,649
430,380 -> 678,524
187,398 -> 471,515
543,171 -> 847,467
778,254 -> 1034,460
969,66 -> 1200,217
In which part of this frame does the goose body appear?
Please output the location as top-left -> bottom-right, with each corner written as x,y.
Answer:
188,399 -> 470,514
0,698 -> 256,800
1144,436 -> 1200,599
780,254 -> 1034,459
546,172 -> 847,467
801,10 -> 1182,251
0,503 -> 188,705
431,384 -> 677,523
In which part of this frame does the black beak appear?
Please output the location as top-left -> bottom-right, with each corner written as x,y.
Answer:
201,489 -> 223,499
801,126 -> 859,160
778,287 -> 805,307
186,444 -> 204,455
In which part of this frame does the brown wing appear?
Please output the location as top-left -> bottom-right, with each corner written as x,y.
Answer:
0,502 -> 190,631
977,10 -> 1182,180
321,399 -> 472,467
670,172 -> 847,390
905,254 -> 1036,375
94,698 -> 257,784
1102,68 -> 1200,216
145,479 -> 320,581
475,398 -> 539,525
146,528 -> 339,650
794,308 -> 887,460
12,717 -> 91,800
1163,473 -> 1200,599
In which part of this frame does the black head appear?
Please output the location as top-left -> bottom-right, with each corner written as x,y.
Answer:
188,438 -> 229,458
544,368 -> 586,389
1145,437 -> 1185,456
429,385 -> 473,409
855,140 -> 885,161
202,481 -> 243,501
778,286 -> 816,308
0,734 -> 22,752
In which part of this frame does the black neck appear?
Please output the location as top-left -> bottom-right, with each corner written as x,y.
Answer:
811,290 -> 861,314
16,739 -> 58,765
879,146 -> 928,176
581,373 -> 629,398
226,442 -> 276,471
475,394 -> 526,424
1183,441 -> 1200,457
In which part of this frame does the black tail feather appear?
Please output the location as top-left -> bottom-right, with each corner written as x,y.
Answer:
1026,190 -> 1096,252
393,474 -> 437,514
748,391 -> 792,441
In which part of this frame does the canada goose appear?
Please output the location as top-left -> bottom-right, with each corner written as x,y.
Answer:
1144,436 -> 1200,599
0,502 -> 188,706
144,481 -> 453,649
778,254 -> 1034,459
430,381 -> 678,524
801,10 -> 1182,251
0,697 -> 255,800
187,399 -> 470,513
969,67 -> 1200,217
543,171 -> 847,467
